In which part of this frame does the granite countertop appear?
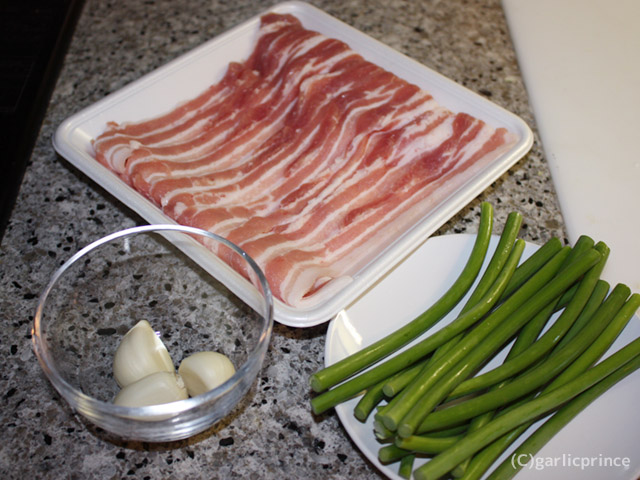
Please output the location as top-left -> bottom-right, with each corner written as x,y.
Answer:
0,0 -> 567,478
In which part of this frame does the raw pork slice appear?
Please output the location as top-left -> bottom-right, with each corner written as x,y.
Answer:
93,13 -> 517,308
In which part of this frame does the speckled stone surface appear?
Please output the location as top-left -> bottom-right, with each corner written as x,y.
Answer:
0,0 -> 567,478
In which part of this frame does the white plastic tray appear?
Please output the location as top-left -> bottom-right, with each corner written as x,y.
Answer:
53,1 -> 533,327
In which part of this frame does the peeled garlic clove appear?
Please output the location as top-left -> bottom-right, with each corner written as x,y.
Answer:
178,351 -> 236,397
113,320 -> 175,387
113,371 -> 187,407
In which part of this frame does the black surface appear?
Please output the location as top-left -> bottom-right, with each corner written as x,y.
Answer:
0,0 -> 85,241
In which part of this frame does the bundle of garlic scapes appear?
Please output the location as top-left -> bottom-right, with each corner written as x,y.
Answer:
112,320 -> 235,407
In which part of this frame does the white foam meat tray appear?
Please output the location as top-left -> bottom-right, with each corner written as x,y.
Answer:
53,1 -> 533,327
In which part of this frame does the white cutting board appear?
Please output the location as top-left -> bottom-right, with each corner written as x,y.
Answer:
502,0 -> 640,291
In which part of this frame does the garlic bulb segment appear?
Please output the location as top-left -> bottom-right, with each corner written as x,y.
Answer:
178,351 -> 236,397
113,320 -> 175,387
113,371 -> 188,407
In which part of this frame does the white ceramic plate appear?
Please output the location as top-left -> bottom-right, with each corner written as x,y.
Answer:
53,1 -> 533,327
325,234 -> 640,479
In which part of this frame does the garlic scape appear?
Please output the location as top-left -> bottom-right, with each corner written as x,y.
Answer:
114,371 -> 187,407
179,351 -> 236,397
112,320 -> 175,388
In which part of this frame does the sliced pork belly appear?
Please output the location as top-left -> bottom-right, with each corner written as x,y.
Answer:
92,13 -> 517,308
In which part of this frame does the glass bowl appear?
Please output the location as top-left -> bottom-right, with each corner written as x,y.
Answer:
32,224 -> 273,442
